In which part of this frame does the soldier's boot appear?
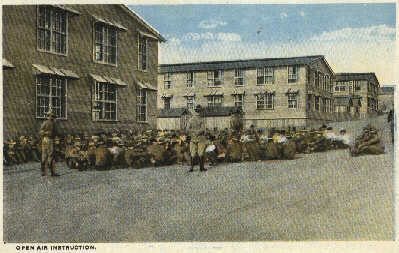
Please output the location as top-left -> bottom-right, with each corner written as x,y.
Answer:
199,156 -> 207,172
50,159 -> 60,177
41,162 -> 47,176
189,157 -> 194,172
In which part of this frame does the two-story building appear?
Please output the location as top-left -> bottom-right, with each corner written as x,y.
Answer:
379,85 -> 395,113
157,55 -> 336,130
3,5 -> 165,140
333,73 -> 380,119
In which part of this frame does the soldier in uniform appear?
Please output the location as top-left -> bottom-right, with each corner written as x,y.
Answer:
230,108 -> 244,139
39,111 -> 60,177
351,126 -> 385,156
187,105 -> 208,172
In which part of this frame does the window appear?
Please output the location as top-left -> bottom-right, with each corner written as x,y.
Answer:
163,73 -> 172,89
287,93 -> 298,109
38,6 -> 67,55
257,67 -> 274,85
288,66 -> 298,83
307,94 -> 313,110
314,72 -> 319,88
314,96 -> 320,111
93,82 -> 117,121
136,88 -> 147,122
36,75 -> 67,119
207,70 -> 224,86
163,97 -> 171,110
335,82 -> 346,92
207,95 -> 223,107
186,72 -> 195,87
186,96 -> 195,110
234,94 -> 244,109
138,33 -> 148,71
256,93 -> 274,110
94,22 -> 117,64
235,69 -> 245,86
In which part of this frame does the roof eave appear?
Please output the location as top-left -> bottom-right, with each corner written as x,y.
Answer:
119,4 -> 166,42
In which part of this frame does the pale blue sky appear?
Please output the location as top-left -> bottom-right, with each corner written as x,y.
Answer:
129,3 -> 396,85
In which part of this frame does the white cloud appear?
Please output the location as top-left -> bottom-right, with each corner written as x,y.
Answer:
198,19 -> 228,29
181,32 -> 241,42
280,12 -> 288,19
300,11 -> 305,17
160,25 -> 396,85
310,25 -> 395,42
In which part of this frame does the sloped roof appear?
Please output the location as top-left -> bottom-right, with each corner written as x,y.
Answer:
380,86 -> 395,93
119,5 -> 166,42
158,108 -> 190,118
159,55 -> 325,74
334,73 -> 380,85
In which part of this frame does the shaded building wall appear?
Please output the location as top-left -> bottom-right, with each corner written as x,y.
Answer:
3,5 -> 160,139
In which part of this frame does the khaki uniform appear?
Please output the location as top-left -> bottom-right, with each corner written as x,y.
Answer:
188,113 -> 207,159
39,118 -> 58,176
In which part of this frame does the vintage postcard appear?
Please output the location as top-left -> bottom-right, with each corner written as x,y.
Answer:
1,0 -> 397,252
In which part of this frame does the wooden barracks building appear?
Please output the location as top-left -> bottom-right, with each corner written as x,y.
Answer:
333,73 -> 380,119
157,55 -> 337,130
2,5 -> 165,140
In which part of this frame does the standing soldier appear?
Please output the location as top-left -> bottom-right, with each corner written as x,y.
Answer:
230,108 -> 244,138
39,111 -> 60,177
187,105 -> 208,172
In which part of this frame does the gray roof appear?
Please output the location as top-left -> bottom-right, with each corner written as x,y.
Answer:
159,55 -> 325,74
158,108 -> 190,118
380,86 -> 395,93
202,106 -> 236,117
334,73 -> 379,85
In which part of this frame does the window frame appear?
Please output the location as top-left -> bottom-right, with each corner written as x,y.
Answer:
186,72 -> 195,88
92,81 -> 118,122
287,93 -> 298,109
136,88 -> 147,122
234,69 -> 245,86
257,67 -> 274,85
93,22 -> 118,66
138,32 -> 149,71
36,75 -> 68,119
207,95 -> 223,108
233,94 -> 244,109
314,96 -> 320,111
288,66 -> 298,83
186,96 -> 195,110
256,93 -> 274,110
207,70 -> 224,87
163,73 -> 172,89
37,5 -> 68,56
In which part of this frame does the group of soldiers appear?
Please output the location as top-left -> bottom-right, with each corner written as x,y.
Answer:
6,105 -> 386,174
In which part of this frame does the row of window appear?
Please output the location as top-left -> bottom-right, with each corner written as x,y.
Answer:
37,5 -> 149,69
36,75 -> 148,122
163,67 -> 334,91
163,93 -> 302,111
335,81 -> 362,92
163,66 -> 302,89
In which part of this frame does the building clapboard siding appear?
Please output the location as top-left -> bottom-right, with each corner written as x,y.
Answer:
2,4 -> 165,140
333,73 -> 380,119
157,55 -> 337,130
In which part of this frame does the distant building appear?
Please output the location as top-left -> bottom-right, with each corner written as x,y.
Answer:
333,73 -> 380,119
158,55 -> 336,130
3,5 -> 165,140
379,85 -> 395,113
